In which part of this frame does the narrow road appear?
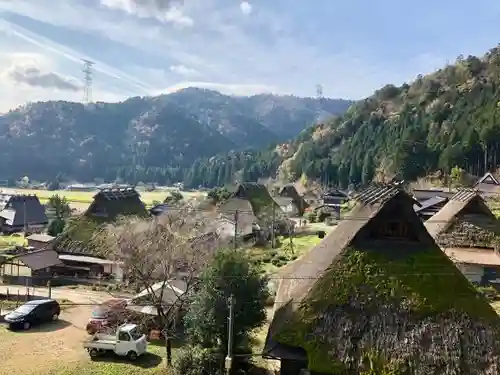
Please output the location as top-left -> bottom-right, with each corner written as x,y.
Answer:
0,284 -> 132,305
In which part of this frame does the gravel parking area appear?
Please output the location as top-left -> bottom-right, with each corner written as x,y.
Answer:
0,305 -> 92,375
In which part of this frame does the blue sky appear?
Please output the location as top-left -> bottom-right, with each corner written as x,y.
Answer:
0,0 -> 500,111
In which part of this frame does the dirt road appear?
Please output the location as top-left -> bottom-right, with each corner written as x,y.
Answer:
0,284 -> 131,305
0,305 -> 92,375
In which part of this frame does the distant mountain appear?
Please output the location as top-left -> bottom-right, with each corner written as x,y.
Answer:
0,89 -> 352,183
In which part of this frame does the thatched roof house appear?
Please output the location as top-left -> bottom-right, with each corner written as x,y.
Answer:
278,183 -> 309,216
264,185 -> 500,375
218,183 -> 285,237
425,189 -> 500,283
53,188 -> 148,255
0,194 -> 48,233
475,172 -> 500,196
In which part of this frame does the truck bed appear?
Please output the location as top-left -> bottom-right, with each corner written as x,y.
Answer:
83,340 -> 116,350
83,334 -> 117,350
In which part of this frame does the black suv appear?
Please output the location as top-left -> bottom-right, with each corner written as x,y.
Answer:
4,299 -> 61,330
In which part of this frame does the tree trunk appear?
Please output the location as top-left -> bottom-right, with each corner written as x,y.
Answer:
165,335 -> 172,366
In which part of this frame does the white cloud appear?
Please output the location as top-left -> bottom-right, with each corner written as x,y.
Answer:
99,0 -> 193,27
0,17 -> 153,94
0,0 -> 466,110
169,64 -> 199,77
240,1 -> 252,15
0,52 -> 125,112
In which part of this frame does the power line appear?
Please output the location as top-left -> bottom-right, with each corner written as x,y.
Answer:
82,59 -> 94,104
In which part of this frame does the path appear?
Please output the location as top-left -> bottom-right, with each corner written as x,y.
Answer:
0,284 -> 132,305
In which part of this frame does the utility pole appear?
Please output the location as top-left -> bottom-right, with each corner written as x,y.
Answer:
271,204 -> 276,249
23,200 -> 27,234
233,210 -> 238,251
225,295 -> 235,375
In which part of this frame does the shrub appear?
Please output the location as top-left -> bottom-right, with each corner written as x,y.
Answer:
173,345 -> 221,375
306,212 -> 317,223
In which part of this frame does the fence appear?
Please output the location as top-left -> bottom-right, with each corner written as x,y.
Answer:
0,285 -> 50,318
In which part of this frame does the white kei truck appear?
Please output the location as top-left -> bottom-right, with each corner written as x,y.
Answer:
83,323 -> 148,360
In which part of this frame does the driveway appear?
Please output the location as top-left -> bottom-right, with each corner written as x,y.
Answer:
0,304 -> 92,375
0,284 -> 131,305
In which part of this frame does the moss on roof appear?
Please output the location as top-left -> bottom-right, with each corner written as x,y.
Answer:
274,247 -> 500,374
266,187 -> 500,374
235,182 -> 282,218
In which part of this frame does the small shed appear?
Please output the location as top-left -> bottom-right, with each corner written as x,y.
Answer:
58,253 -> 124,281
0,248 -> 61,286
26,233 -> 55,249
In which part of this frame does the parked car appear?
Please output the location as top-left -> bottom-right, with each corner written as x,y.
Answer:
83,323 -> 148,360
4,299 -> 60,330
86,299 -> 129,334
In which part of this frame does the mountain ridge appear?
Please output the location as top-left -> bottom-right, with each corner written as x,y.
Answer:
0,88 -> 353,183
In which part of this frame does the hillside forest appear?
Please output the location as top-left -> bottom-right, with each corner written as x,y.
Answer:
185,46 -> 500,189
0,88 -> 351,185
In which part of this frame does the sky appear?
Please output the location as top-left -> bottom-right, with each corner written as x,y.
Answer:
1,0 -> 500,112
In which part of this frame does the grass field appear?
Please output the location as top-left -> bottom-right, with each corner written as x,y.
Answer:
0,234 -> 26,249
51,343 -> 172,375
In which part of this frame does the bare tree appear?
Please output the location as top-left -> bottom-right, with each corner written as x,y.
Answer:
103,206 -> 225,365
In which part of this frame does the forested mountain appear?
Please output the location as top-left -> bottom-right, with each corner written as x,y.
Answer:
184,46 -> 500,189
0,89 -> 351,183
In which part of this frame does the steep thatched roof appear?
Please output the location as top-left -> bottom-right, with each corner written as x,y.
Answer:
264,185 -> 500,374
85,188 -> 147,219
217,197 -> 257,236
424,189 -> 500,249
234,183 -> 282,217
0,194 -> 48,228
278,184 -> 309,215
53,188 -> 148,255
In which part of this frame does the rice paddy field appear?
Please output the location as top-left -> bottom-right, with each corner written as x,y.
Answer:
0,187 -> 206,211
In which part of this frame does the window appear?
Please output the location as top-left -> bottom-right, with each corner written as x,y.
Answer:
369,221 -> 418,241
129,327 -> 143,341
118,331 -> 130,341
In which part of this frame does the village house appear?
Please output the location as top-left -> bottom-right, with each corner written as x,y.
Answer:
85,187 -> 147,219
312,188 -> 349,219
0,248 -> 61,286
53,187 -> 148,254
57,253 -> 124,281
474,172 -> 500,197
26,233 -> 55,250
425,189 -> 500,284
273,197 -> 298,217
412,188 -> 455,202
277,183 -> 309,216
413,195 -> 450,221
218,183 -> 287,243
263,185 -> 500,375
0,194 -> 48,234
